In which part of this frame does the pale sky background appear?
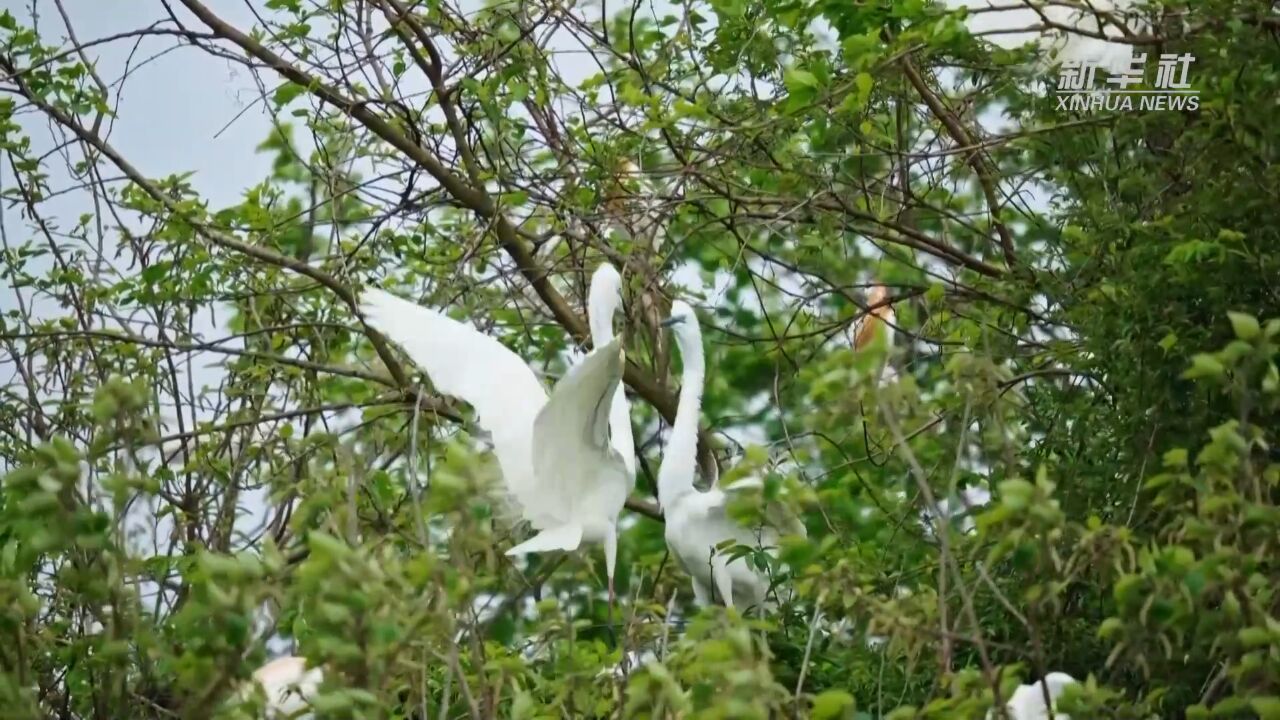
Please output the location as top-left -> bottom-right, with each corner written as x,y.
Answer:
0,1 -> 273,218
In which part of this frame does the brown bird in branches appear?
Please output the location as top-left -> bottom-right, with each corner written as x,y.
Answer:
851,283 -> 898,384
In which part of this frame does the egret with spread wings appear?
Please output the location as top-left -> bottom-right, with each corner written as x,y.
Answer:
358,264 -> 632,603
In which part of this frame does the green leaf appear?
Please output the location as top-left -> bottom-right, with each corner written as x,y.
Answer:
1252,698 -> 1280,720
1211,697 -> 1249,717
784,68 -> 819,90
812,690 -> 855,719
1265,318 -> 1280,339
272,81 -> 306,107
1182,353 -> 1224,380
998,479 -> 1034,511
500,190 -> 529,207
1162,447 -> 1188,468
1227,311 -> 1260,340
1238,627 -> 1271,649
854,72 -> 873,103
1097,617 -> 1124,639
141,261 -> 172,284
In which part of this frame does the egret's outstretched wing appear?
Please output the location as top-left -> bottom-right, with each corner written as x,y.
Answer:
358,288 -> 548,513
608,382 -> 636,482
529,337 -> 629,528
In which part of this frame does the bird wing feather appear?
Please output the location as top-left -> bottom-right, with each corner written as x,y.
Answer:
608,384 -> 636,486
530,337 -> 629,529
358,288 -> 548,520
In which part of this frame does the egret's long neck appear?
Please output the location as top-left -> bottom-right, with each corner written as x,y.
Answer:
589,293 -> 618,347
657,326 -> 704,508
588,289 -> 636,478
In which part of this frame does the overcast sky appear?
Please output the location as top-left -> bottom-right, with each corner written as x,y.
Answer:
0,1 -> 274,316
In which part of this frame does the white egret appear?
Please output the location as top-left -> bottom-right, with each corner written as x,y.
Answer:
358,283 -> 630,603
656,301 -> 805,613
241,655 -> 321,719
988,672 -> 1077,720
588,263 -> 636,480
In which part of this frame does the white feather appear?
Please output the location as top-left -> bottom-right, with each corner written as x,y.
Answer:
657,301 -> 802,614
244,656 -> 321,719
588,264 -> 637,482
527,335 -> 630,545
987,672 -> 1077,720
359,288 -> 551,524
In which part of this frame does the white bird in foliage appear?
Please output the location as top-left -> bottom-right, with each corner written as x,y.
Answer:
359,277 -> 630,604
240,655 -> 321,719
588,264 -> 636,481
656,301 -> 806,613
988,672 -> 1077,720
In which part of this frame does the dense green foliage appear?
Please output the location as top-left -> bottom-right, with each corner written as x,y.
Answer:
0,0 -> 1278,717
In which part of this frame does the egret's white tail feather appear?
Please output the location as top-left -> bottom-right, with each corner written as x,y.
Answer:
505,524 -> 584,556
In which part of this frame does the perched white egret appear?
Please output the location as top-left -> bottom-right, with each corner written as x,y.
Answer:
240,655 -> 321,719
988,672 -> 1077,720
852,283 -> 899,385
358,284 -> 630,603
588,264 -> 636,480
656,301 -> 805,613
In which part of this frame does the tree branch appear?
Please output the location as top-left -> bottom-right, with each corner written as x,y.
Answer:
176,0 -> 719,495
900,55 -> 1018,268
